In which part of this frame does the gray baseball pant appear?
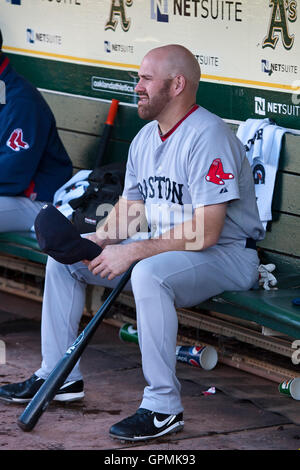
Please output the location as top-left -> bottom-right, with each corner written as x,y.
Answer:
35,238 -> 259,415
0,196 -> 45,232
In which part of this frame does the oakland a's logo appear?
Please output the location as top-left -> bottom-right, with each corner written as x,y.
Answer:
105,0 -> 133,32
263,0 -> 297,50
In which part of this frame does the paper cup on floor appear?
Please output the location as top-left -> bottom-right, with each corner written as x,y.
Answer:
279,378 -> 300,400
176,345 -> 218,370
119,323 -> 139,344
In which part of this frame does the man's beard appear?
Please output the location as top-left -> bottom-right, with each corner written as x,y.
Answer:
137,80 -> 172,121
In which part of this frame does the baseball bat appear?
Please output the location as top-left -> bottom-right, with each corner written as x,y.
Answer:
95,99 -> 119,168
17,261 -> 136,432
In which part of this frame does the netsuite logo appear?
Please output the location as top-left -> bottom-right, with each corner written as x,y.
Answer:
151,0 -> 169,22
255,96 -> 300,117
104,40 -> 133,54
27,28 -> 35,44
255,97 -> 266,116
262,59 -> 298,77
26,28 -> 62,46
104,40 -> 111,53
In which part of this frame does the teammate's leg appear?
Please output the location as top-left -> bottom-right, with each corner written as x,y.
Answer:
0,196 -> 44,232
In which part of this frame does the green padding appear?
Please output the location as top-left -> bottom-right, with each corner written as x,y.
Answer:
0,231 -> 47,264
0,231 -> 40,250
201,288 -> 300,339
0,242 -> 47,264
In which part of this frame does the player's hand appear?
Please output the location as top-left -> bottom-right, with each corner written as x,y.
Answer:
87,244 -> 136,280
81,233 -> 108,267
85,232 -> 107,248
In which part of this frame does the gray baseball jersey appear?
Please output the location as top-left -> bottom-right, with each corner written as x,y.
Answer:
123,105 -> 265,244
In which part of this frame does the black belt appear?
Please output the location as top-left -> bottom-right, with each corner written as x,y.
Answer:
245,238 -> 257,250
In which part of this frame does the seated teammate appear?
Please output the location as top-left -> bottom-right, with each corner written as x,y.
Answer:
0,29 -> 72,232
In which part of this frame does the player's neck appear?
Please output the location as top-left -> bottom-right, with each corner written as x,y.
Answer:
157,101 -> 197,136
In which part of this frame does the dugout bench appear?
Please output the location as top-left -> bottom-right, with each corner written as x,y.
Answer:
0,93 -> 300,352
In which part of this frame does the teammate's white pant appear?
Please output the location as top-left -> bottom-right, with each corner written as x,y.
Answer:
0,196 -> 44,232
35,239 -> 259,415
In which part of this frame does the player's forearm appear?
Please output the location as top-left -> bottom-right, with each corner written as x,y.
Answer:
95,197 -> 147,246
125,218 -> 202,263
123,237 -> 190,264
125,203 -> 227,262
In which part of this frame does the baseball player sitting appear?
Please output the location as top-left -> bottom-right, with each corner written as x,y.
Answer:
0,29 -> 72,232
0,44 -> 265,441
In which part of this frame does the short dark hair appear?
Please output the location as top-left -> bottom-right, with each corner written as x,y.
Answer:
0,30 -> 2,50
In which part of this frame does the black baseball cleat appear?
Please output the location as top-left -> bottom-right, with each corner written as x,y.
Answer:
0,374 -> 84,403
109,408 -> 184,442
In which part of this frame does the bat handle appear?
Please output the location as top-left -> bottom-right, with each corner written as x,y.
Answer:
105,99 -> 119,126
94,99 -> 119,168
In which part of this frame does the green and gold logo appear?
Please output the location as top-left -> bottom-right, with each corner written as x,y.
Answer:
263,0 -> 297,50
105,0 -> 133,32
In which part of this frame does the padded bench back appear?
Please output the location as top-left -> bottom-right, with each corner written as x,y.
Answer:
256,133 -> 300,274
42,92 -> 144,171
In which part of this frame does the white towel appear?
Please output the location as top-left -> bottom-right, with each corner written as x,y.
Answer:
30,169 -> 92,231
53,169 -> 92,219
237,119 -> 287,230
237,118 -> 270,161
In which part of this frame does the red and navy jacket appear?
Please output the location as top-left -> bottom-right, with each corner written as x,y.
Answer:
0,53 -> 72,202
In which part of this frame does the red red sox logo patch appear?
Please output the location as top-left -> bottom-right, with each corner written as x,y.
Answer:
205,158 -> 234,186
6,129 -> 29,152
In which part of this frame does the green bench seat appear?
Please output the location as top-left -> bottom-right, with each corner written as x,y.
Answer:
201,287 -> 300,340
200,250 -> 300,339
0,231 -> 47,264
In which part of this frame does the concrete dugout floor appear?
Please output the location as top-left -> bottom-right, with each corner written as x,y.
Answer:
0,291 -> 299,452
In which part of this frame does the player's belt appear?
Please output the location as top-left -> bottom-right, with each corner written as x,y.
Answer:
245,238 -> 257,250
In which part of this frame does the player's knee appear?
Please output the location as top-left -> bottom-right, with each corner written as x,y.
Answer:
45,256 -> 70,281
45,256 -> 61,275
131,257 -> 173,300
131,258 -> 155,289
